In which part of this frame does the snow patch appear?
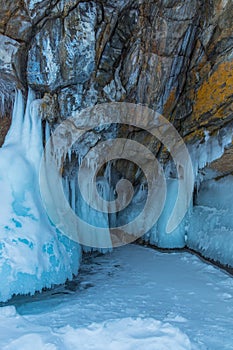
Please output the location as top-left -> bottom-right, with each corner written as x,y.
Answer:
58,318 -> 192,350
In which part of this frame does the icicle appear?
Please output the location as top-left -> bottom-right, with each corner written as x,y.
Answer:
63,176 -> 69,202
104,161 -> 112,185
0,91 -> 5,117
70,177 -> 76,211
93,160 -> 98,171
45,121 -> 51,145
3,90 -> 25,146
78,154 -> 83,166
140,184 -> 145,192
67,149 -> 72,163
28,93 -> 43,171
135,167 -> 141,180
21,89 -> 35,149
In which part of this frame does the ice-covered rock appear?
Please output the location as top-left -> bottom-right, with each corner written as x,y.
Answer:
188,174 -> 233,267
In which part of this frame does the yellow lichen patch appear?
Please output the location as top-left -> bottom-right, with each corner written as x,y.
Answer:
183,129 -> 205,144
198,99 -> 233,128
193,60 -> 233,119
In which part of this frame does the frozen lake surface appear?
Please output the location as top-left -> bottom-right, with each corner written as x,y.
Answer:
1,244 -> 233,349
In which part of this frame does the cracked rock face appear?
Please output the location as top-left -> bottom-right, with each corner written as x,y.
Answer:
0,0 -> 232,177
27,2 -> 97,91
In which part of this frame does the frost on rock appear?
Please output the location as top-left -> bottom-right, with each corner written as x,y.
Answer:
27,2 -> 97,91
0,90 -> 81,302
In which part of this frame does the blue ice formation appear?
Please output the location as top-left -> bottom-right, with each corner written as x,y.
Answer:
188,174 -> 233,266
0,90 -> 81,302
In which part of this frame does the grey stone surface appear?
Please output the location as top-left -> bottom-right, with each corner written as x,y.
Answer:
0,0 -> 232,176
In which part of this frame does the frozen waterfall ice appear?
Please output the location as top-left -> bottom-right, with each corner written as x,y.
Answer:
0,90 -> 81,302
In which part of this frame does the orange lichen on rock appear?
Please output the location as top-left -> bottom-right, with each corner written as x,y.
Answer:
193,60 -> 233,119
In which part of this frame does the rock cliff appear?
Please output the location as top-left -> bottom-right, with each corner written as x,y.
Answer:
0,0 -> 232,168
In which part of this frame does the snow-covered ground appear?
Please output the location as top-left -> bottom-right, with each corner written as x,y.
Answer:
0,244 -> 233,350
